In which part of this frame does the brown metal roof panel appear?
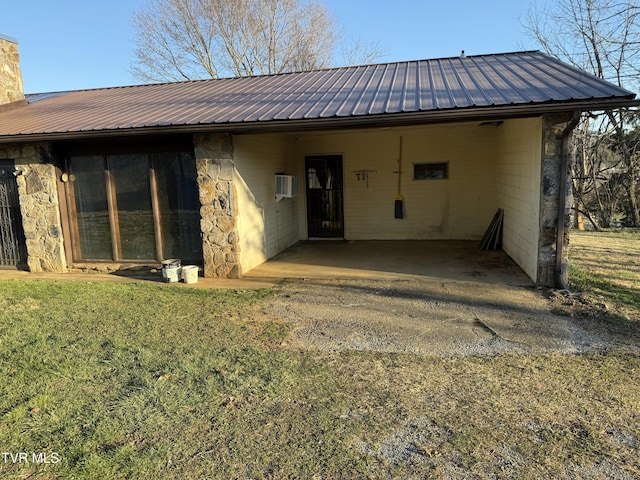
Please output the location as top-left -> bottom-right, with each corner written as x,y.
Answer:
400,62 -> 421,112
216,69 -> 322,122
416,61 -> 437,111
365,63 -> 401,115
155,78 -> 248,125
478,56 -> 535,104
348,64 -> 390,115
219,75 -> 291,122
254,69 -> 329,121
317,66 -> 373,117
430,60 -> 457,110
376,62 -> 405,113
526,52 -> 633,99
516,52 -> 598,98
295,68 -> 354,119
248,71 -> 329,122
450,58 -> 500,106
502,52 -> 617,102
381,62 -> 408,113
174,85 -> 243,124
439,58 -> 478,107
500,54 -> 580,101
330,65 -> 389,117
463,56 -> 519,105
0,51 -> 637,139
480,54 -> 554,103
258,72 -> 328,121
140,81 -> 222,124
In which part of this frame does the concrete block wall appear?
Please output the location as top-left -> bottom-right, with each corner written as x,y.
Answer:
495,117 -> 543,282
294,123 -> 498,241
233,133 -> 299,274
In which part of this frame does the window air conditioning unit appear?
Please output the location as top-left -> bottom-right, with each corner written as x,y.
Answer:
275,174 -> 298,202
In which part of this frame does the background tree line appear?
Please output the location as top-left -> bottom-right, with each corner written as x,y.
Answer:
526,0 -> 640,229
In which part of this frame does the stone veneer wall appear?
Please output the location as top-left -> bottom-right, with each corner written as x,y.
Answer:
0,36 -> 25,105
0,142 -> 66,272
194,133 -> 241,278
537,113 -> 574,287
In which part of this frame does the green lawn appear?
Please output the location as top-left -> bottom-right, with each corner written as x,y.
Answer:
569,229 -> 640,315
0,263 -> 639,478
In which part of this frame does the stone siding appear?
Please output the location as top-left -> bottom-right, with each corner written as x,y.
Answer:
0,36 -> 25,105
538,114 -> 574,287
0,143 -> 67,272
194,133 -> 241,278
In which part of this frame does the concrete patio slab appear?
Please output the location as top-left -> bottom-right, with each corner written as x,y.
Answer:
245,240 -> 533,286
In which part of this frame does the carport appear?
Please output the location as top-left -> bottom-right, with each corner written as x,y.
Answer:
245,240 -> 532,286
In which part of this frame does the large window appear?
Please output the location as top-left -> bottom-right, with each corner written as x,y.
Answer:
65,148 -> 202,263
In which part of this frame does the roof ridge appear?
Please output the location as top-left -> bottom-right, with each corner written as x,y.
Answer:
25,51 -> 544,96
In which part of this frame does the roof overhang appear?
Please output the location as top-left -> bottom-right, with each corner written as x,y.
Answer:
0,97 -> 637,143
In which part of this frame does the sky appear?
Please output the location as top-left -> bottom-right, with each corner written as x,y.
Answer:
1,0 -> 540,94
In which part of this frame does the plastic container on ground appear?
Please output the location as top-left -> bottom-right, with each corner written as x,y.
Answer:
162,259 -> 181,282
181,265 -> 199,284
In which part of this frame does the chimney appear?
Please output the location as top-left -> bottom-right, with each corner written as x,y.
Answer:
0,34 -> 25,106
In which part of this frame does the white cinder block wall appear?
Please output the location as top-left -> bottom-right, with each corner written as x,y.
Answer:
295,123 -> 498,240
234,120 -> 544,282
495,117 -> 543,282
233,133 -> 300,273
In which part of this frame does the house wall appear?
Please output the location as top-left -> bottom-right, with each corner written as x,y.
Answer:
495,117 -> 543,282
0,142 -> 66,272
233,133 -> 299,273
294,123 -> 498,240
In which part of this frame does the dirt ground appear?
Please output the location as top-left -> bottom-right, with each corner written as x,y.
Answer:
261,276 -> 636,357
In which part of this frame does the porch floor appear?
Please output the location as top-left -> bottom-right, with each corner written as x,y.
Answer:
245,240 -> 533,286
0,241 -> 532,288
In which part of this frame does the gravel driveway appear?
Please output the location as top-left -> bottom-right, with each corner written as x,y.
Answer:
263,277 -> 611,356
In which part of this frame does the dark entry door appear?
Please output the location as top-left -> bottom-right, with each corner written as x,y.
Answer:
306,155 -> 344,238
0,164 -> 27,267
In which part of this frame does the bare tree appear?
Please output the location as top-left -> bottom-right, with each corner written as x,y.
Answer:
131,0 -> 336,82
337,34 -> 386,66
525,0 -> 640,227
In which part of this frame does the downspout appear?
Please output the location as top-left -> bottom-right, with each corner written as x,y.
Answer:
554,111 -> 581,289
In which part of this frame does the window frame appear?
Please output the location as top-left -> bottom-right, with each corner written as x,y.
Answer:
62,140 -> 201,264
413,162 -> 449,180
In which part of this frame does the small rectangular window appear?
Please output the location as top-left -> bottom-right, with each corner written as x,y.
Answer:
413,162 -> 448,180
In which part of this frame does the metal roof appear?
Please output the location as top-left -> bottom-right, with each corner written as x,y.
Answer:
0,51 -> 637,141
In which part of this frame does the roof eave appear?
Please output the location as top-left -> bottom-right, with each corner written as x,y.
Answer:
0,98 -> 637,143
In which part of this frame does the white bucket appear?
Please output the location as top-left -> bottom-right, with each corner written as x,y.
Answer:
162,259 -> 181,282
181,265 -> 199,284
164,266 -> 181,283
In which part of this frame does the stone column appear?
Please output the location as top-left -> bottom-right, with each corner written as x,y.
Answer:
537,114 -> 574,287
1,143 -> 67,273
194,133 -> 241,278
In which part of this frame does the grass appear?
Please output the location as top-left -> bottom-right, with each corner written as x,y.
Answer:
569,229 -> 640,315
0,249 -> 639,479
